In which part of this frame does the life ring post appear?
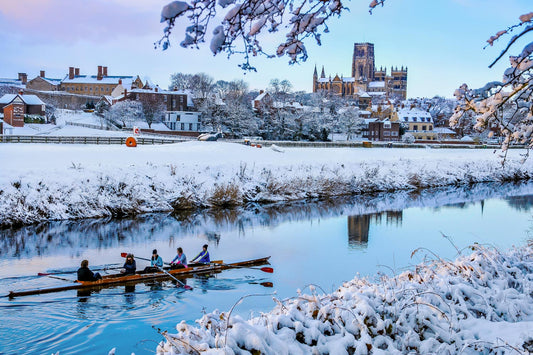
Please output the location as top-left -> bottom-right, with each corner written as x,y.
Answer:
126,136 -> 137,147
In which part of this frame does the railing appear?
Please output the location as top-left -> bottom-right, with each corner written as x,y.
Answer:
0,135 -> 186,145
65,121 -> 119,131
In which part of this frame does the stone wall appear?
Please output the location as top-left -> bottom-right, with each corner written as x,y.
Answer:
24,89 -> 99,110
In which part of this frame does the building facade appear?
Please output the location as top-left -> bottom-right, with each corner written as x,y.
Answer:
368,120 -> 400,142
396,107 -> 436,140
61,66 -> 143,96
26,71 -> 61,91
313,43 -> 408,100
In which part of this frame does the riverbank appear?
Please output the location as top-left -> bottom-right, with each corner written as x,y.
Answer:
1,141 -> 532,227
157,242 -> 533,354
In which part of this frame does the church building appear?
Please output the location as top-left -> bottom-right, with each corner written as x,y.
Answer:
313,43 -> 408,101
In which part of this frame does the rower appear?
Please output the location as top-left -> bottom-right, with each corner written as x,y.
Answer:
170,247 -> 187,269
144,249 -> 164,273
77,260 -> 102,281
191,244 -> 210,264
121,253 -> 136,275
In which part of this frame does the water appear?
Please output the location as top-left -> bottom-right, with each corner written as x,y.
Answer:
1,182 -> 532,354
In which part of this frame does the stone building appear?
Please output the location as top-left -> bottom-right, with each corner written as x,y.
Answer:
26,71 -> 61,91
60,66 -> 143,96
313,43 -> 408,101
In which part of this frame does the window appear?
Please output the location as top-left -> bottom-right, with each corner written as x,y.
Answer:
181,123 -> 184,130
413,125 -> 418,131
391,131 -> 398,136
413,117 -> 417,122
384,131 -> 390,136
189,123 -> 193,130
164,96 -> 167,102
384,122 -> 391,129
422,125 -> 427,131
429,126 -> 433,131
403,117 -> 408,122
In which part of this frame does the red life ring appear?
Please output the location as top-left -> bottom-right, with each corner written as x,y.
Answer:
125,137 -> 137,147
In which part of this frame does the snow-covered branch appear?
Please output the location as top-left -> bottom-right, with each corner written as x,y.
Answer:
158,0 -> 346,69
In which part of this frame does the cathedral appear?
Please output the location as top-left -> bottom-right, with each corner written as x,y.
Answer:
313,43 -> 408,101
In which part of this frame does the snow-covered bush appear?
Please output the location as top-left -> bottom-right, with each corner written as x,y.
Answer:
156,242 -> 533,354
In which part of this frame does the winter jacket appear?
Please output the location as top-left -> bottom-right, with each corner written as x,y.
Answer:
123,260 -> 137,274
192,250 -> 210,263
77,266 -> 99,281
171,253 -> 187,267
151,255 -> 163,267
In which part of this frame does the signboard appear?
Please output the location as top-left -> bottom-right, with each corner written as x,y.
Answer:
133,126 -> 140,135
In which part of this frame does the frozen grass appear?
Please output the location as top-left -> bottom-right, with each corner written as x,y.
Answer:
1,142 -> 532,227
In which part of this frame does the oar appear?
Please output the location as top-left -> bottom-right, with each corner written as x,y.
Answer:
222,264 -> 274,273
38,274 -> 77,283
120,253 -> 171,266
155,265 -> 193,290
38,266 -> 123,276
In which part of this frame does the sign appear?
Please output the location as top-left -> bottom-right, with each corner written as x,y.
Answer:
133,126 -> 140,135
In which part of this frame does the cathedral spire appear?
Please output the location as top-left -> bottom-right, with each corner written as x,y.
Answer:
321,66 -> 325,78
313,65 -> 318,77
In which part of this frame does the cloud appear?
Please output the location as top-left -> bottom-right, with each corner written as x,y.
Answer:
0,0 -> 163,44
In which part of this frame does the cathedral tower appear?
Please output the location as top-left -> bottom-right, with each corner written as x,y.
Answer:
351,43 -> 375,81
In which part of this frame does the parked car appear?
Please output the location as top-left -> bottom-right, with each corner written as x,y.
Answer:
198,132 -> 222,141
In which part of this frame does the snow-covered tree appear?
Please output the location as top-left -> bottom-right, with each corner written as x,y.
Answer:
449,12 -> 533,157
169,72 -> 215,100
137,95 -> 166,129
105,100 -> 144,128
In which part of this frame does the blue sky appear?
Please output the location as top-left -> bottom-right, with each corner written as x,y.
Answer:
0,0 -> 530,98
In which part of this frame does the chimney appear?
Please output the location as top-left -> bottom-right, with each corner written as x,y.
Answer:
103,66 -> 108,77
69,67 -> 74,80
124,89 -> 127,98
18,90 -> 24,96
18,73 -> 27,84
155,87 -> 158,93
118,78 -> 122,85
173,86 -> 177,91
40,70 -> 45,78
75,68 -> 80,76
259,90 -> 264,94
97,65 -> 103,80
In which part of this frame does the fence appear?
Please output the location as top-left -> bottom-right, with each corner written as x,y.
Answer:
65,121 -> 119,131
0,135 -> 185,145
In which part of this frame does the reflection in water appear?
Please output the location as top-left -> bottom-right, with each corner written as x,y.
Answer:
347,211 -> 403,248
3,182 -> 533,260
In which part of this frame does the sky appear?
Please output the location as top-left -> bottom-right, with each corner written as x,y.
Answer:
0,0 -> 530,98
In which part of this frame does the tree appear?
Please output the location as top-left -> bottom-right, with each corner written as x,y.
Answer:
137,95 -> 166,129
169,72 -> 215,100
448,12 -> 533,157
105,100 -> 144,128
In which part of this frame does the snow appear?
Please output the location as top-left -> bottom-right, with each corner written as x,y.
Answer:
0,93 -> 44,105
1,141 -> 532,227
157,243 -> 533,354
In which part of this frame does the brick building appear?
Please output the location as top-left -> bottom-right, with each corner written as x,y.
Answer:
0,93 -> 45,127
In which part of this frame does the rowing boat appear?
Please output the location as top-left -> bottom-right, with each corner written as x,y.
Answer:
9,256 -> 271,298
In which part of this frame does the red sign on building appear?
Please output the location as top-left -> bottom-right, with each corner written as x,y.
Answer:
3,102 -> 25,127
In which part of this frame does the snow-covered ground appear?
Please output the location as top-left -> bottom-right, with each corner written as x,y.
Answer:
157,243 -> 533,354
7,109 -> 171,137
0,141 -> 532,227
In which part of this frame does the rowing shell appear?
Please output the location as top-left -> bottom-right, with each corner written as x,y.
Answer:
9,257 -> 271,298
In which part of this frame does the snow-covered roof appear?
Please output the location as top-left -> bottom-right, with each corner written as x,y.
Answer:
343,77 -> 355,82
41,77 -> 62,85
273,101 -> 304,109
368,81 -> 385,88
357,91 -> 371,98
317,78 -> 329,83
397,108 -> 433,123
0,78 -> 24,86
433,127 -> 456,134
129,87 -> 194,106
62,75 -> 137,87
254,92 -> 269,101
368,92 -> 386,96
0,94 -> 45,106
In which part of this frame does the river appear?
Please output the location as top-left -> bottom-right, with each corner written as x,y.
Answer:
1,182 -> 532,354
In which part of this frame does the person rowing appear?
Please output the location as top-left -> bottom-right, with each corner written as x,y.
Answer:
77,259 -> 102,282
169,247 -> 187,269
191,244 -> 210,264
121,253 -> 136,275
144,249 -> 164,273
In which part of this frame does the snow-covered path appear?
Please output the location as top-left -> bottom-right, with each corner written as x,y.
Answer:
1,142 -> 531,226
